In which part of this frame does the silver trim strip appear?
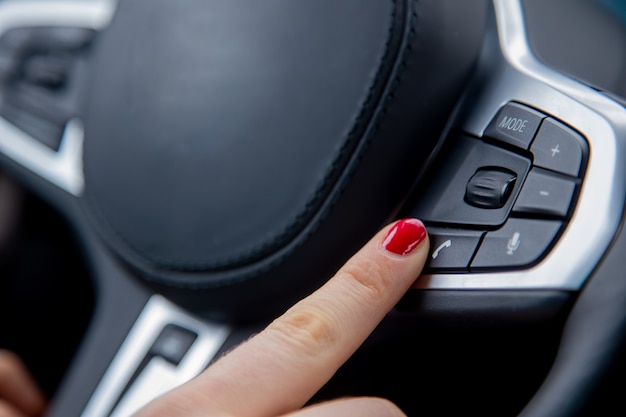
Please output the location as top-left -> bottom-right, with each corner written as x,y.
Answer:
80,295 -> 230,417
414,0 -> 626,290
0,117 -> 86,195
0,0 -> 115,196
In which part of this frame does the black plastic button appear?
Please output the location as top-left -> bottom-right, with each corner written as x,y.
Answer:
513,169 -> 577,217
22,55 -> 69,88
466,168 -> 516,209
410,135 -> 531,228
531,118 -> 586,177
425,228 -> 483,272
485,102 -> 545,149
149,324 -> 197,365
471,218 -> 561,269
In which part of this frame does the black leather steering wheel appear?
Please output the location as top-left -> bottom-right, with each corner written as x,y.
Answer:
0,1 -> 625,416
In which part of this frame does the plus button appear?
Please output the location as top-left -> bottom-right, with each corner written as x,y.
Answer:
530,118 -> 585,177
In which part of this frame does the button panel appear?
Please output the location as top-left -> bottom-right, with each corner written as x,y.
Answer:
409,102 -> 588,273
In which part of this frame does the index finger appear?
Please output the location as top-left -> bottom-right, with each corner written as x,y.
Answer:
134,218 -> 429,417
0,350 -> 47,417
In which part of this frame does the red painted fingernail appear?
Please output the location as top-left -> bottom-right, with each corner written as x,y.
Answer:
382,218 -> 427,256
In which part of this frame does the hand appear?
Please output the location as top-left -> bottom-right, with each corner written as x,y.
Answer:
0,350 -> 47,417
133,218 -> 429,417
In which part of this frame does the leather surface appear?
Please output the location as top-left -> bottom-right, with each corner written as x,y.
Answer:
519,217 -> 626,416
82,0 -> 488,319
84,0 -> 398,271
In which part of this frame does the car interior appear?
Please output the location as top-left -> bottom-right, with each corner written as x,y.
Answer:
1,0 -> 626,416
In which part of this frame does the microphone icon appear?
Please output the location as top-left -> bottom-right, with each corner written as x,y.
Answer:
507,232 -> 521,255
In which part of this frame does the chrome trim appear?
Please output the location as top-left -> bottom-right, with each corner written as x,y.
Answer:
80,295 -> 231,417
0,117 -> 86,195
0,0 -> 116,196
414,0 -> 626,291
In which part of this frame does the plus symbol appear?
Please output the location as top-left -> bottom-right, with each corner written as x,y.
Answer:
551,144 -> 561,157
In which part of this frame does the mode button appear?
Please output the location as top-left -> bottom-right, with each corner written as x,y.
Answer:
485,102 -> 546,150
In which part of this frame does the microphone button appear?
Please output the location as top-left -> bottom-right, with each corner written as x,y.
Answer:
471,218 -> 562,270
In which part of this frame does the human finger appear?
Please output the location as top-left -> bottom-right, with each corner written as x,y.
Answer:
0,399 -> 29,417
282,397 -> 407,417
0,350 -> 47,417
134,218 -> 428,417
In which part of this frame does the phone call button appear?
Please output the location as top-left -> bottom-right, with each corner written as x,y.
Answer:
425,229 -> 484,272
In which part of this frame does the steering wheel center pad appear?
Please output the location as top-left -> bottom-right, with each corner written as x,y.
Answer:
82,0 -> 487,320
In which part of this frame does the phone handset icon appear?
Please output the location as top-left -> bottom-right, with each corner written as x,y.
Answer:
432,239 -> 452,260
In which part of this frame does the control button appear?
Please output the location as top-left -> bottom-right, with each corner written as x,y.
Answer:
485,102 -> 545,149
513,169 -> 577,217
410,135 -> 531,228
149,324 -> 197,365
465,168 -> 517,209
425,228 -> 483,272
471,218 -> 561,269
22,54 -> 69,88
531,118 -> 586,177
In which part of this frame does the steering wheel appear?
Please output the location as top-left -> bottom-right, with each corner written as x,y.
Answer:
1,0 -> 625,416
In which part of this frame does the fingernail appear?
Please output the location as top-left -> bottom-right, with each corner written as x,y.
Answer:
382,218 -> 427,256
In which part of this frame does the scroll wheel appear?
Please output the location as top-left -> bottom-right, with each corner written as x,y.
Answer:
465,168 -> 517,209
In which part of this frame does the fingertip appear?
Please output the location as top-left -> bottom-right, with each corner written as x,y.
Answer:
381,218 -> 428,256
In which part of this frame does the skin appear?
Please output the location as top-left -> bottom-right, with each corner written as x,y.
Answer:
0,219 -> 429,417
0,350 -> 47,417
134,219 -> 429,417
